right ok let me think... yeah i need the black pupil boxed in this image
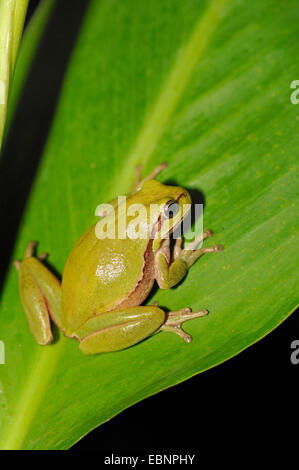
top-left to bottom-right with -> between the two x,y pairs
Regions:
165,203 -> 179,218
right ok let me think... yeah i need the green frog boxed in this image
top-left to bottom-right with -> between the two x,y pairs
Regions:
14,163 -> 222,354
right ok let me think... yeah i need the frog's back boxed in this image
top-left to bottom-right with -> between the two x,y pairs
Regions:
61,224 -> 152,333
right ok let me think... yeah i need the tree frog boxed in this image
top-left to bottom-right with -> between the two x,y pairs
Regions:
14,163 -> 222,354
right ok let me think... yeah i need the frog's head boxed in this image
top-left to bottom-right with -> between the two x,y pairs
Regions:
128,179 -> 191,248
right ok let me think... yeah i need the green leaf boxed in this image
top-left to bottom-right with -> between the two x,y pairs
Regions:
0,0 -> 29,148
0,0 -> 298,449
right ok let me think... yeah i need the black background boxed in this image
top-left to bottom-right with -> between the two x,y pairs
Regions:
73,310 -> 298,452
2,0 -> 297,455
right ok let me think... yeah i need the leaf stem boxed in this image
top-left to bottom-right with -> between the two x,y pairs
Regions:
0,0 -> 29,149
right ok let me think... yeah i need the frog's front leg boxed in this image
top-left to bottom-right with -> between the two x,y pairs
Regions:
14,242 -> 63,345
155,229 -> 223,290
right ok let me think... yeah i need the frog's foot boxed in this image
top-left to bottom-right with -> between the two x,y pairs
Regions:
160,307 -> 208,343
176,229 -> 223,268
24,240 -> 37,258
131,162 -> 168,192
13,241 -> 48,267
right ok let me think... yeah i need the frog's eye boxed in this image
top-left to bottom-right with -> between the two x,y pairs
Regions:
164,202 -> 180,219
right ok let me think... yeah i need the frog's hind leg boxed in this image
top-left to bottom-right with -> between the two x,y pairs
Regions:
75,306 -> 165,354
75,303 -> 208,355
14,242 -> 62,345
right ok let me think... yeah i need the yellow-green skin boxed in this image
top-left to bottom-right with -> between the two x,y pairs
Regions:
15,173 -> 222,355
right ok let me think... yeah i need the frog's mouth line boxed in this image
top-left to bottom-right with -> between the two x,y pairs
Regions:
169,204 -> 191,235
150,214 -> 162,240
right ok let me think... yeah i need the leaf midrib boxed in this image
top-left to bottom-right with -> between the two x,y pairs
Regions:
112,0 -> 229,197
